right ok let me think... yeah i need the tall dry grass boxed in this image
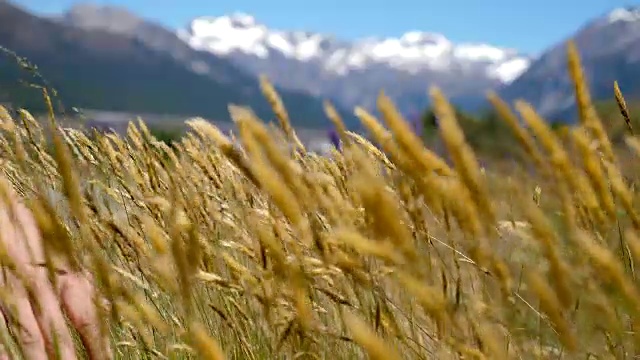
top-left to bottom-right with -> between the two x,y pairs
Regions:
1,41 -> 640,359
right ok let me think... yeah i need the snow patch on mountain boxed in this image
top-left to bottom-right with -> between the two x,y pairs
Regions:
178,13 -> 531,83
490,58 -> 531,83
607,7 -> 640,23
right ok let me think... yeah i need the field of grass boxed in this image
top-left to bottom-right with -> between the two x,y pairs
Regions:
2,41 -> 640,359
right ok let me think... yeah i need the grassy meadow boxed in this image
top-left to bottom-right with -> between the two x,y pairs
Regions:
2,41 -> 640,359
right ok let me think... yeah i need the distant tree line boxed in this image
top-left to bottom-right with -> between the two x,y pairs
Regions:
413,99 -> 639,162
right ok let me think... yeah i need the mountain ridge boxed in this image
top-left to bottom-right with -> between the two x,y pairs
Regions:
175,6 -> 640,121
9,1 -> 640,124
176,12 -> 532,113
498,6 -> 640,121
179,12 -> 531,83
0,1 -> 358,129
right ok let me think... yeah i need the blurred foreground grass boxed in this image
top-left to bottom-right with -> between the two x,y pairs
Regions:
1,41 -> 640,359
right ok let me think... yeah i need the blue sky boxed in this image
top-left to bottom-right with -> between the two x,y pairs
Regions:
16,0 -> 640,54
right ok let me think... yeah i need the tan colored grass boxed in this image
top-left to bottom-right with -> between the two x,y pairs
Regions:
2,41 -> 640,359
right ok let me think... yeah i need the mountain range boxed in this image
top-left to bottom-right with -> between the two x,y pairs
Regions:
1,1 -> 640,128
0,1 -> 358,129
176,7 -> 640,121
177,12 -> 531,115
500,7 -> 640,120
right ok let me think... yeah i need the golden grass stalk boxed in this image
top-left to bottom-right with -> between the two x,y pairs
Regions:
515,101 -> 606,226
0,105 -> 14,132
342,310 -> 402,360
259,75 -> 306,154
486,91 -> 546,170
567,41 -> 615,162
228,105 -> 313,248
527,271 -> 577,352
571,127 -> 617,222
187,322 -> 227,360
576,229 -> 640,311
375,93 -> 453,176
354,107 -> 411,171
430,86 -> 496,227
614,81 -> 633,135
324,100 -> 350,146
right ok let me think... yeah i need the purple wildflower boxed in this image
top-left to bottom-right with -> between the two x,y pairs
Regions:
328,128 -> 341,151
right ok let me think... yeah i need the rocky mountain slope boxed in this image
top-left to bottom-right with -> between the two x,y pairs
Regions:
177,13 -> 532,113
179,8 -> 640,122
499,6 -> 640,121
0,2 -> 354,128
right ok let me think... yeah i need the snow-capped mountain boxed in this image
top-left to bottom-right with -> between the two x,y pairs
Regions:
47,3 -> 363,129
177,13 -> 532,112
500,6 -> 640,121
34,2 -> 640,124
